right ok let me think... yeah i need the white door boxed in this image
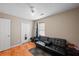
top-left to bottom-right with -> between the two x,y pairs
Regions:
21,23 -> 32,43
0,18 -> 10,51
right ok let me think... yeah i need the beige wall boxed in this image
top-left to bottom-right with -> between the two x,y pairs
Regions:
0,12 -> 33,47
11,17 -> 21,46
35,8 -> 79,46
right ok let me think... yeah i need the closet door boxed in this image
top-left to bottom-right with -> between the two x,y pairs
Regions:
0,18 -> 11,51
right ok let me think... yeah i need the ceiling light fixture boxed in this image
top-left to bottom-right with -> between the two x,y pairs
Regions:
30,6 -> 35,13
28,4 -> 36,16
41,13 -> 44,16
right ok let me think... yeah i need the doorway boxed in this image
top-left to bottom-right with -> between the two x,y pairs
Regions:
0,18 -> 11,51
21,23 -> 32,43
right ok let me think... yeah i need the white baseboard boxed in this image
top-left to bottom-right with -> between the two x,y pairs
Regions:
0,41 -> 31,52
11,40 -> 31,48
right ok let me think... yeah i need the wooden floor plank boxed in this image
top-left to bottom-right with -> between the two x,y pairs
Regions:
0,42 -> 36,56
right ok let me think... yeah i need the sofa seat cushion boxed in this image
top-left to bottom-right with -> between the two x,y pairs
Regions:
48,45 -> 66,55
44,41 -> 52,46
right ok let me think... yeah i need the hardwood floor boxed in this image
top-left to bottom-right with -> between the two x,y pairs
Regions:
0,42 -> 36,56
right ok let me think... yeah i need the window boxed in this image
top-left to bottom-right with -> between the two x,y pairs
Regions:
38,22 -> 45,36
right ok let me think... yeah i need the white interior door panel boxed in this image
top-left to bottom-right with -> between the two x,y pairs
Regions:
0,18 -> 10,51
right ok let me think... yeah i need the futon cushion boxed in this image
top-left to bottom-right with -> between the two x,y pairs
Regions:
44,41 -> 52,46
50,38 -> 66,47
40,36 -> 48,42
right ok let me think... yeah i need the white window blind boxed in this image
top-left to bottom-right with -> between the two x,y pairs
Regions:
38,22 -> 45,36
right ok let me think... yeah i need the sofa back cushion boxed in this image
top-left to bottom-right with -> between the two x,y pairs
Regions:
48,38 -> 66,47
40,36 -> 67,48
40,36 -> 48,42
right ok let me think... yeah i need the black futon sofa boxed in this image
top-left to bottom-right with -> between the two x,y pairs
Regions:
34,36 -> 67,56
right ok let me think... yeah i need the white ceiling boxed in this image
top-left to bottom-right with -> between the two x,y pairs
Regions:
0,3 -> 79,20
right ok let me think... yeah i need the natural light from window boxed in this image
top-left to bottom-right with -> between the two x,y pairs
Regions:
38,22 -> 45,36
